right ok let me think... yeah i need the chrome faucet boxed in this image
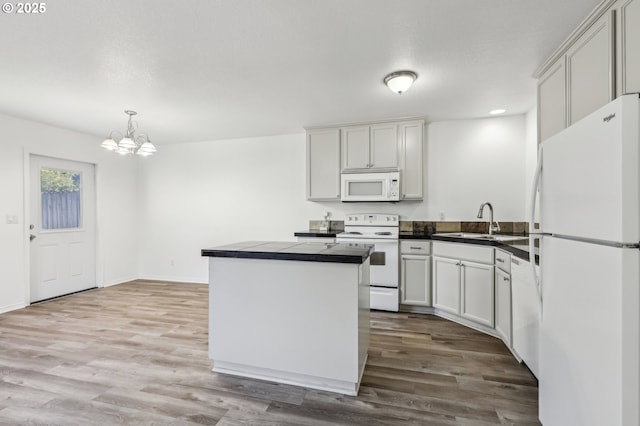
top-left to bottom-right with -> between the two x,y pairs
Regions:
477,202 -> 501,235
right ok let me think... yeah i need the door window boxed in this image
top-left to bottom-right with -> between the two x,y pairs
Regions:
40,168 -> 82,230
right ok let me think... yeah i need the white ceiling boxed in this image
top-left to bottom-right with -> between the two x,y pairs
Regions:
0,0 -> 601,145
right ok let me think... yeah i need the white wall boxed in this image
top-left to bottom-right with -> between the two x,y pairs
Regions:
0,113 -> 139,313
136,134 -> 315,283
138,114 -> 529,284
0,112 -> 534,308
423,115 -> 527,221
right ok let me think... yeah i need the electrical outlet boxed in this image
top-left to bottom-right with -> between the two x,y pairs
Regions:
6,215 -> 18,225
439,212 -> 445,221
170,260 -> 175,267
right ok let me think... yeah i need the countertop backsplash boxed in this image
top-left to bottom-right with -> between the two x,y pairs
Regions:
308,219 -> 530,236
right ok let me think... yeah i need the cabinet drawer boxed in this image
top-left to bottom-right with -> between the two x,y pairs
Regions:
495,249 -> 511,274
400,240 -> 431,255
432,241 -> 494,264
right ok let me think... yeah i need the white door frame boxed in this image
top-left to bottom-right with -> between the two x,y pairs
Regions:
23,149 -> 102,305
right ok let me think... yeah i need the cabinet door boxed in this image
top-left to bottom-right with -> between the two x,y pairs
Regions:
341,126 -> 370,170
566,10 -> 614,125
306,129 -> 340,200
370,123 -> 398,169
400,254 -> 431,306
617,0 -> 640,95
432,256 -> 460,314
538,57 -> 567,143
460,261 -> 494,327
399,121 -> 424,200
495,268 -> 512,346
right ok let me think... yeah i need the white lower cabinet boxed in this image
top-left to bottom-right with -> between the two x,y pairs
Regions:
400,255 -> 431,306
432,256 -> 460,314
495,267 -> 512,346
432,242 -> 495,329
460,261 -> 494,327
400,240 -> 431,306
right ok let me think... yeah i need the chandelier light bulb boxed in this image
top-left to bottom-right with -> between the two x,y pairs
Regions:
118,137 -> 136,150
100,138 -> 118,151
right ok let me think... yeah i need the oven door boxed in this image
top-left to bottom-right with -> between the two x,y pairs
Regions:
336,239 -> 398,287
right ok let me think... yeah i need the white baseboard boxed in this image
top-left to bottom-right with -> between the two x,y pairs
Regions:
212,360 -> 360,396
0,302 -> 26,314
136,275 -> 207,285
101,275 -> 140,287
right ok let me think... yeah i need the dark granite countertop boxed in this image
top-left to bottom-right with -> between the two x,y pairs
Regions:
201,241 -> 373,264
399,230 -> 434,239
400,232 -> 539,264
294,230 -> 340,238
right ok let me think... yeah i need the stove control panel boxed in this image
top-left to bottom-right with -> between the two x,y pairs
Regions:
345,214 -> 399,227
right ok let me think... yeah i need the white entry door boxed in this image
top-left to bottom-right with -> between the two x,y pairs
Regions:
29,155 -> 96,302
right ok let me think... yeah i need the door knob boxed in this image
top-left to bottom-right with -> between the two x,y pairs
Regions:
30,234 -> 36,241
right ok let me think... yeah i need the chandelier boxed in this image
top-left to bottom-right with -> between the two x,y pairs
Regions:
100,110 -> 157,156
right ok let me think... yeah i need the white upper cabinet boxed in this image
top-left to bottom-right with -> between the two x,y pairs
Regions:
341,126 -> 370,170
566,10 -> 614,125
538,58 -> 567,142
306,128 -> 341,201
341,123 -> 398,171
370,123 -> 399,169
399,121 -> 424,200
307,119 -> 423,201
616,0 -> 640,95
536,0 -> 635,141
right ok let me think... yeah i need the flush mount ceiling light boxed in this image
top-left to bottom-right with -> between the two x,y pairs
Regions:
100,110 -> 157,157
489,109 -> 507,115
384,70 -> 418,94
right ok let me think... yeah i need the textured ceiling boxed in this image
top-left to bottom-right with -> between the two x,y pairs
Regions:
0,0 -> 602,144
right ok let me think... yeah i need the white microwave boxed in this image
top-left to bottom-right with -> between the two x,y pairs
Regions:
340,171 -> 400,202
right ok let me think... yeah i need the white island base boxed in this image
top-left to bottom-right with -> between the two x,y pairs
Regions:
208,255 -> 370,396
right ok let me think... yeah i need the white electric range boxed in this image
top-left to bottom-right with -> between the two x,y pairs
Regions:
336,213 -> 399,311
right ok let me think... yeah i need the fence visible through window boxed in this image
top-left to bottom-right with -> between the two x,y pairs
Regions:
40,168 -> 81,230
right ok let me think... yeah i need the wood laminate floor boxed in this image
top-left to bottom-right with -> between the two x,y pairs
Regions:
0,281 -> 539,425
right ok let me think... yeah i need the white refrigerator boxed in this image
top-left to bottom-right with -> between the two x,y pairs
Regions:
530,94 -> 640,426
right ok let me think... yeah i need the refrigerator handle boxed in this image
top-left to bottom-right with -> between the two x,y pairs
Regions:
529,144 -> 543,307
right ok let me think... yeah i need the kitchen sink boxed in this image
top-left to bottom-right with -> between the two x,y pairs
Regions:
434,232 -> 527,242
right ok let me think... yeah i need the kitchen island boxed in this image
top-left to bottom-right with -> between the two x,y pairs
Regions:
201,241 -> 372,396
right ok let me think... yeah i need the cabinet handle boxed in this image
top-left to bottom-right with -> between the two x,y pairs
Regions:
496,258 -> 504,263
503,277 -> 510,282
512,258 -> 520,265
410,246 -> 422,250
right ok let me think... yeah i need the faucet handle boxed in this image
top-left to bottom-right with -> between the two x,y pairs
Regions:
492,220 -> 501,233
